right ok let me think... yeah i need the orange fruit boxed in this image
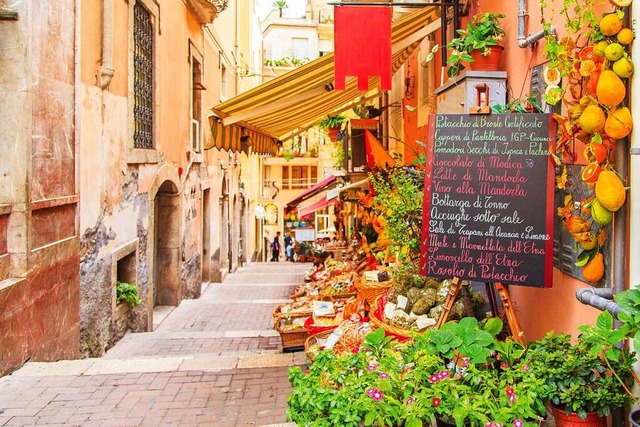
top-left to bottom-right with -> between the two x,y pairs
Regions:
600,13 -> 623,37
581,163 -> 602,183
604,107 -> 633,139
617,28 -> 634,45
596,70 -> 626,107
595,170 -> 626,211
582,253 -> 605,283
583,143 -> 608,163
579,234 -> 598,250
578,105 -> 606,134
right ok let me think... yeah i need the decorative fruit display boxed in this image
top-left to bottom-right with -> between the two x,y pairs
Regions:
542,0 -> 632,285
590,199 -> 614,226
578,104 -> 606,133
582,252 -> 606,283
596,70 -> 626,107
604,107 -> 633,139
595,170 -> 627,212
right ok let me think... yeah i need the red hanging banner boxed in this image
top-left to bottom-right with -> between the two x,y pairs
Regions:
334,6 -> 392,91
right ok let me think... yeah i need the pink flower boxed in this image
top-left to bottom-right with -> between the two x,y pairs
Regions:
505,386 -> 515,397
501,362 -> 509,369
509,393 -> 517,404
521,364 -> 530,372
438,370 -> 450,379
513,420 -> 524,427
429,374 -> 440,383
366,387 -> 376,397
405,397 -> 415,406
432,397 -> 441,407
371,389 -> 383,401
352,346 -> 360,354
367,363 -> 377,371
378,372 -> 390,379
461,357 -> 470,367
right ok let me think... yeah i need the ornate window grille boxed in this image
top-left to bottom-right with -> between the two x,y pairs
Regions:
133,2 -> 154,149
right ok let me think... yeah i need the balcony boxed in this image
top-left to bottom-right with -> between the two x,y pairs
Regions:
185,0 -> 228,24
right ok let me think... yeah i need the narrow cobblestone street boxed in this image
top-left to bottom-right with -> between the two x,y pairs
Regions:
0,263 -> 307,427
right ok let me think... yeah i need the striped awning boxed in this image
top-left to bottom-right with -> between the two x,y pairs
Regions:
205,120 -> 278,155
210,6 -> 440,144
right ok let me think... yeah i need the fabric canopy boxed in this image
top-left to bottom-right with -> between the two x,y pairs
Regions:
298,195 -> 339,218
365,130 -> 395,169
205,120 -> 278,154
210,7 -> 440,142
286,175 -> 338,209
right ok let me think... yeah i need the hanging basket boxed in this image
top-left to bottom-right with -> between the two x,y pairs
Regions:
469,45 -> 504,72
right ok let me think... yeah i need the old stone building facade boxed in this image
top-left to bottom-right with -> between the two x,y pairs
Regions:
0,0 -> 273,375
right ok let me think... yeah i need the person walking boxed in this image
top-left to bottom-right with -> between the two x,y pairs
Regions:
271,231 -> 282,262
284,232 -> 294,261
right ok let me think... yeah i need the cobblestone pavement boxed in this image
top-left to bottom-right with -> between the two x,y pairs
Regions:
0,263 -> 308,427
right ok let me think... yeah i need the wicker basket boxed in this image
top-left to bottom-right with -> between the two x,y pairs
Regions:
273,305 -> 312,350
369,295 -> 416,341
273,304 -> 312,319
304,329 -> 333,361
274,315 -> 310,350
355,278 -> 393,306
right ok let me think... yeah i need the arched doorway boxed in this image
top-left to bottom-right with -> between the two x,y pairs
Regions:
154,180 -> 181,306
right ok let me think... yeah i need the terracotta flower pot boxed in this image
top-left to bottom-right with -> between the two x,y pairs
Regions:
350,118 -> 379,130
327,126 -> 341,142
469,45 -> 504,72
550,404 -> 605,427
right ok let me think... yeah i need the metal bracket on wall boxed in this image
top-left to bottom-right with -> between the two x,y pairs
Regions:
0,10 -> 18,20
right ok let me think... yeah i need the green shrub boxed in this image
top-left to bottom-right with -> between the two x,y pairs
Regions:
116,281 -> 141,307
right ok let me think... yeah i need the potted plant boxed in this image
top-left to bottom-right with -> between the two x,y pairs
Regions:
527,323 -> 635,426
297,241 -> 313,262
491,95 -> 545,114
318,114 -> 347,142
351,103 -> 380,131
446,12 -> 506,78
288,319 -> 548,427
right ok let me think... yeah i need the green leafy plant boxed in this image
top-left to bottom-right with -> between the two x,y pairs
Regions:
296,241 -> 313,256
330,141 -> 344,168
527,328 -> 634,419
318,114 -> 347,129
288,319 -> 547,427
491,95 -> 545,114
615,288 -> 640,349
446,12 -> 506,78
116,281 -> 141,307
369,166 -> 424,257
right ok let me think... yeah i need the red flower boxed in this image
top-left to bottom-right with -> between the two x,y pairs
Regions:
432,397 -> 441,407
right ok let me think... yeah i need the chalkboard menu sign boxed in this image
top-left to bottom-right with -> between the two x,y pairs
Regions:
420,114 -> 555,287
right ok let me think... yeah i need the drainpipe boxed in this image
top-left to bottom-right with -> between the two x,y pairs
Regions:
575,287 -> 623,318
517,0 -> 556,48
98,0 -> 115,89
628,0 -> 640,301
